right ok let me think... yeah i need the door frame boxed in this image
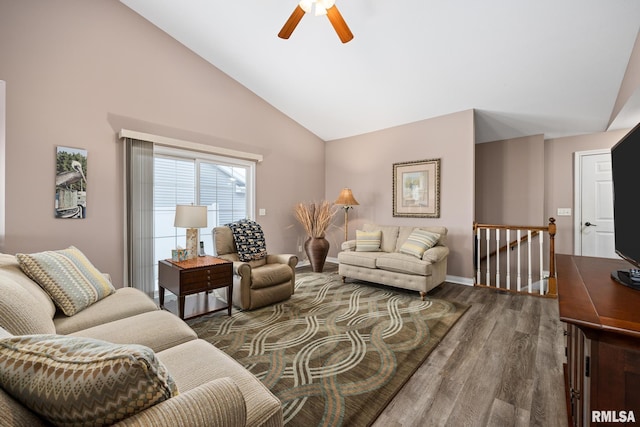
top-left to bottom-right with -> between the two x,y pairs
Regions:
573,148 -> 611,255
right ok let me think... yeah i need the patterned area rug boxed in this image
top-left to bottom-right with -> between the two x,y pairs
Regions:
187,272 -> 468,427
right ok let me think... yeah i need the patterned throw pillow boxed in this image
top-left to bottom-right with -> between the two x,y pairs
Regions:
226,219 -> 268,262
16,246 -> 115,316
355,230 -> 382,252
399,229 -> 441,259
0,335 -> 178,427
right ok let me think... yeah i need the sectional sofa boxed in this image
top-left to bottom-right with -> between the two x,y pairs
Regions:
0,248 -> 282,426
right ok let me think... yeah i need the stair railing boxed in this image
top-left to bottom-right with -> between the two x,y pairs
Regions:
473,218 -> 557,297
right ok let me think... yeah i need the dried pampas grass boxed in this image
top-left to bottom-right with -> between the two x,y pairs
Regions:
294,200 -> 337,238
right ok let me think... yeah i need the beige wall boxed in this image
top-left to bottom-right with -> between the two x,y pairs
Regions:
0,1 -> 325,286
475,134 -> 545,226
544,129 -> 630,255
610,30 -> 640,126
325,110 -> 476,281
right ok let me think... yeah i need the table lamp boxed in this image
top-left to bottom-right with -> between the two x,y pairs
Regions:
174,204 -> 208,260
334,188 -> 359,241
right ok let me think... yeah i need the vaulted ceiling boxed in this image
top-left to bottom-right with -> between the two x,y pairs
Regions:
120,0 -> 640,143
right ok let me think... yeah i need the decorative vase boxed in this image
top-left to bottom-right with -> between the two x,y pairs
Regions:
304,237 -> 330,273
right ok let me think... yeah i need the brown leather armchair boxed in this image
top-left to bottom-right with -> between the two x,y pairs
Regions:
213,225 -> 298,310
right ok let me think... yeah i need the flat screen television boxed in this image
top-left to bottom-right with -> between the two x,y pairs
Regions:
611,121 -> 640,289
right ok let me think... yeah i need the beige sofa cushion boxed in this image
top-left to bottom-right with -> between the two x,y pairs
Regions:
214,225 -> 237,255
0,335 -> 178,427
158,339 -> 283,427
70,310 -> 197,353
362,224 -> 399,253
251,263 -> 293,289
0,387 -> 47,427
337,251 -> 380,269
0,254 -> 56,318
0,277 -> 56,335
376,252 -> 433,276
54,287 -> 158,335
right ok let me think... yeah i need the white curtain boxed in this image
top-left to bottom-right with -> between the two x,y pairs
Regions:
125,138 -> 154,297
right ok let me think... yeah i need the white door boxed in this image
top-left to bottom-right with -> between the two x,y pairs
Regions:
579,152 -> 616,258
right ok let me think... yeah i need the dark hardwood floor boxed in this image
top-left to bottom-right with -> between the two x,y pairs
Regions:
300,263 -> 568,427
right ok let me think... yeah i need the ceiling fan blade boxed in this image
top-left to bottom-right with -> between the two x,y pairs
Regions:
278,5 -> 306,39
326,5 -> 353,43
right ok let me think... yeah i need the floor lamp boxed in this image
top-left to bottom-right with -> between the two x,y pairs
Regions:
334,188 -> 359,241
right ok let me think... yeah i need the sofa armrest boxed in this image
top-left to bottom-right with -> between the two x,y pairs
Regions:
114,377 -> 246,427
341,240 -> 357,251
214,254 -> 251,279
234,261 -> 252,278
422,246 -> 449,263
267,253 -> 298,269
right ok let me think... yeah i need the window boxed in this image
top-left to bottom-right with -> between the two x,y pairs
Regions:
152,146 -> 254,290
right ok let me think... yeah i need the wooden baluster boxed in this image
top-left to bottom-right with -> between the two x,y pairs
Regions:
517,229 -> 522,291
527,230 -> 532,293
486,228 -> 491,286
506,229 -> 511,290
476,225 -> 481,284
495,229 -> 500,288
539,231 -> 544,295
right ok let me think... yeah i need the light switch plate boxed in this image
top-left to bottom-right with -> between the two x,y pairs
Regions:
259,208 -> 266,216
557,208 -> 572,216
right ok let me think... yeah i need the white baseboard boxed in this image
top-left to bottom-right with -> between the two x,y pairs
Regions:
446,275 -> 474,286
295,258 -> 339,269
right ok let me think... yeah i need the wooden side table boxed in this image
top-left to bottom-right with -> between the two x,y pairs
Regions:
158,256 -> 233,320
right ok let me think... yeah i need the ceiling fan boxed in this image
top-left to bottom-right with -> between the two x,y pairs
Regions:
278,0 -> 354,43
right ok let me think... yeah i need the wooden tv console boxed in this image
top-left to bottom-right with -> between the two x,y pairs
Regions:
557,255 -> 640,426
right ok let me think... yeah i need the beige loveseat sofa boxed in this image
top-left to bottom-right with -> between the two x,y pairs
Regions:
338,224 -> 449,299
0,251 -> 282,427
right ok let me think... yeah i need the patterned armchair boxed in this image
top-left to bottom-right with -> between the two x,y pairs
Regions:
213,220 -> 298,310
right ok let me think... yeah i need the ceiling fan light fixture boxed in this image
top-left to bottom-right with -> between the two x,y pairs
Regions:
298,0 -> 312,13
314,0 -> 335,16
298,0 -> 335,16
320,0 -> 336,8
281,0 -> 352,43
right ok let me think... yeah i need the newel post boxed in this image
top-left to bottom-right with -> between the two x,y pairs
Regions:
548,217 -> 557,297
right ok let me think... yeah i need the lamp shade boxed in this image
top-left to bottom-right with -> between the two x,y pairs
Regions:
334,188 -> 359,206
174,205 -> 208,228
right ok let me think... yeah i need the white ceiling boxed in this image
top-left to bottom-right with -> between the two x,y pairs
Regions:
120,0 -> 640,143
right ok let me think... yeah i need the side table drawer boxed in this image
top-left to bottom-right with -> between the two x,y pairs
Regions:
180,266 -> 232,293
